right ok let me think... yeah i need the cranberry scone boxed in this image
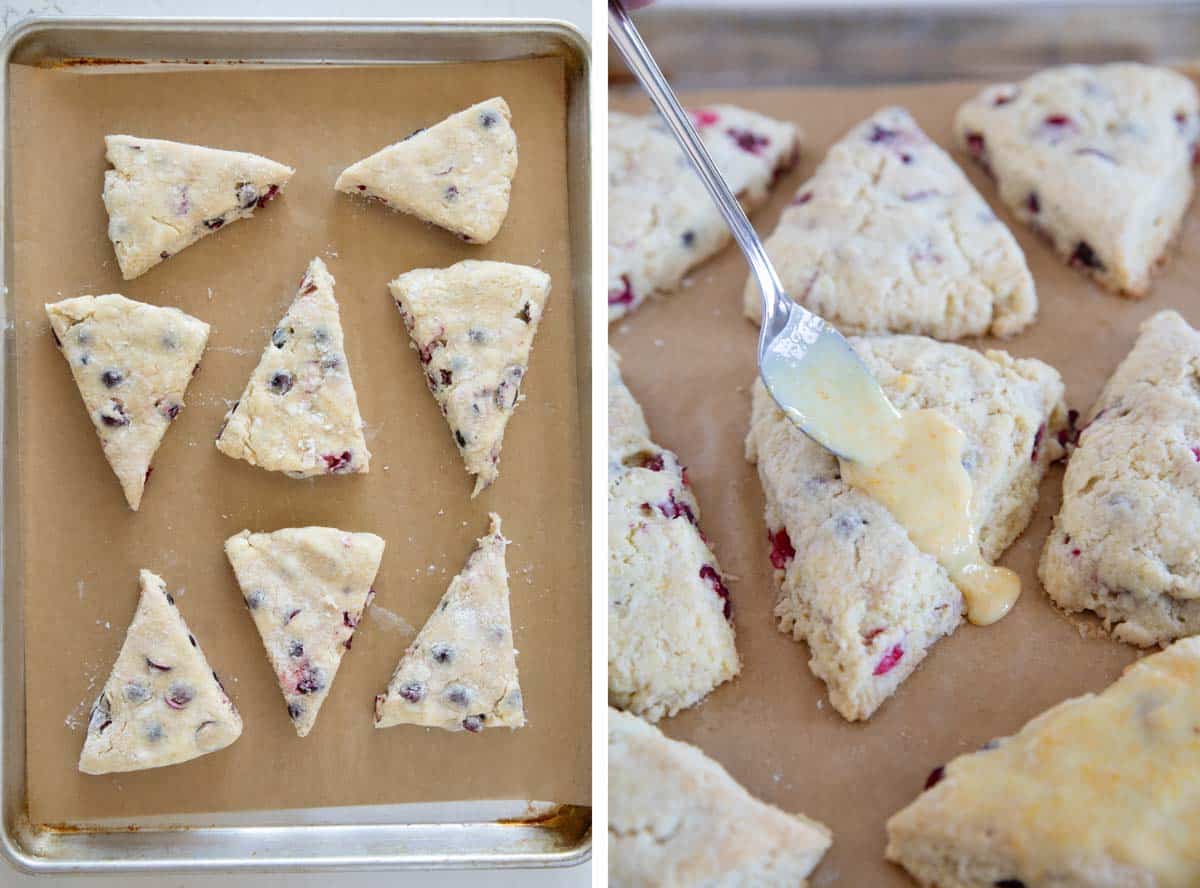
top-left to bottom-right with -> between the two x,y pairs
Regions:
609,708 -> 832,887
79,570 -> 242,775
335,97 -> 517,244
388,260 -> 551,497
46,294 -> 209,511
216,257 -> 370,477
746,336 -> 1067,721
956,63 -> 1200,297
225,527 -> 385,737
609,105 -> 799,321
103,135 -> 293,280
743,107 -> 1036,339
375,513 -> 523,733
1040,311 -> 1200,646
887,637 -> 1200,887
609,349 -> 739,722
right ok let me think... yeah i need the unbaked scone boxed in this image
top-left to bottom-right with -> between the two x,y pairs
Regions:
609,105 -> 799,321
746,336 -> 1067,721
79,570 -> 242,775
46,294 -> 210,511
375,513 -> 523,733
225,527 -> 385,737
609,708 -> 832,887
335,97 -> 517,244
216,257 -> 370,477
955,63 -> 1200,296
103,135 -> 294,280
388,260 -> 551,497
609,349 -> 739,722
1040,310 -> 1200,646
743,106 -> 1036,339
887,636 -> 1200,888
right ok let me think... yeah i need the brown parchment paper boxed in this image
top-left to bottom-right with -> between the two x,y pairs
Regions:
611,79 -> 1200,886
10,57 -> 589,825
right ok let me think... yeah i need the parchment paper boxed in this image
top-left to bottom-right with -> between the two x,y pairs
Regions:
10,57 -> 589,825
611,79 -> 1200,886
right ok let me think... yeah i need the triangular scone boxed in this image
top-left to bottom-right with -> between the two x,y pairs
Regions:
103,135 -> 294,280
887,638 -> 1200,887
388,260 -> 551,497
956,63 -> 1200,296
79,570 -> 242,775
46,294 -> 210,511
335,97 -> 517,244
610,106 -> 800,321
746,336 -> 1067,721
225,527 -> 385,737
609,709 -> 832,886
216,257 -> 371,477
375,513 -> 523,733
609,350 -> 739,722
1041,311 -> 1200,646
743,107 -> 1036,339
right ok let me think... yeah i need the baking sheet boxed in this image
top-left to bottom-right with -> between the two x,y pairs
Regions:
610,79 -> 1200,886
10,56 -> 589,826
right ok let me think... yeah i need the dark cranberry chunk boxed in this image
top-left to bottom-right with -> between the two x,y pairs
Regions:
700,564 -> 731,620
146,657 -> 171,672
236,182 -> 258,208
479,111 -> 497,128
295,667 -> 323,695
768,527 -> 796,569
101,369 -> 124,388
287,701 -> 304,720
431,643 -> 454,664
792,190 -> 814,206
1031,423 -> 1045,462
256,184 -> 280,208
272,327 -> 289,348
455,430 -> 467,448
516,302 -> 534,323
726,128 -> 769,155
924,765 -> 945,790
245,590 -> 264,609
165,683 -> 195,709
444,185 -> 459,201
89,694 -> 112,732
398,681 -> 426,703
439,368 -> 453,386
495,365 -> 525,410
1070,241 -> 1104,271
203,217 -> 225,230
288,639 -> 304,658
99,400 -> 130,427
124,681 -> 150,703
157,399 -> 182,421
1025,192 -> 1040,214
681,230 -> 695,247
965,132 -> 985,158
994,881 -> 1026,888
462,715 -> 485,733
159,251 -> 170,260
444,683 -> 472,708
269,371 -> 293,395
323,451 -> 353,473
609,275 -> 635,307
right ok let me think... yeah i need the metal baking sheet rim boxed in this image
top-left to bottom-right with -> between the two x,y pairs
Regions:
0,16 -> 591,873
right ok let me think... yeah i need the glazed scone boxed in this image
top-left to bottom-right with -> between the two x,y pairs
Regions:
887,637 -> 1200,887
335,97 -> 517,244
388,260 -> 551,497
225,527 -> 385,737
79,570 -> 242,775
103,135 -> 294,280
609,349 -> 739,722
609,105 -> 799,321
609,708 -> 832,887
216,257 -> 370,477
743,107 -> 1036,339
46,294 -> 209,511
375,513 -> 523,733
1040,311 -> 1200,646
956,63 -> 1200,296
746,336 -> 1067,721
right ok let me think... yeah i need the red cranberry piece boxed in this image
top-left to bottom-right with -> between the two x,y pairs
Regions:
768,527 -> 795,569
144,465 -> 153,483
1072,548 -> 1081,557
700,564 -> 732,620
636,452 -> 665,471
608,275 -> 634,307
924,765 -> 945,789
868,124 -> 899,144
398,681 -> 425,703
462,715 -> 485,733
418,337 -> 446,364
357,184 -> 367,191
726,127 -> 769,155
145,657 -> 171,672
1192,447 -> 1200,462
791,190 -> 814,206
873,644 -> 904,676
343,610 -> 358,629
285,608 -> 302,623
323,451 -> 353,473
165,683 -> 195,709
1044,114 -> 1072,127
156,399 -> 181,421
1025,192 -> 1040,214
268,371 -> 293,395
295,667 -> 323,695
1069,241 -> 1104,271
863,627 -> 885,644
690,109 -> 719,127
992,88 -> 1018,106
256,184 -> 280,208
965,132 -> 986,158
654,490 -> 696,524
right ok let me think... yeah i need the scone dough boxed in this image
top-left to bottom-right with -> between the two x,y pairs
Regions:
46,293 -> 210,511
609,349 -> 739,723
955,63 -> 1200,296
103,135 -> 294,280
375,513 -> 524,733
225,527 -> 385,737
79,570 -> 243,775
335,97 -> 517,244
388,260 -> 551,497
746,336 -> 1067,721
216,257 -> 371,477
744,106 -> 1036,339
609,105 -> 800,321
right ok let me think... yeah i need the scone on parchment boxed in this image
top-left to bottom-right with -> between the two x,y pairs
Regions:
216,257 -> 371,478
744,107 -> 1036,339
609,708 -> 832,887
335,97 -> 517,244
887,637 -> 1200,887
103,135 -> 294,280
609,106 -> 799,321
375,514 -> 523,733
225,527 -> 385,738
388,260 -> 551,498
956,63 -> 1200,297
79,570 -> 242,775
609,349 -> 739,723
1040,311 -> 1200,646
746,336 -> 1067,721
46,294 -> 210,511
